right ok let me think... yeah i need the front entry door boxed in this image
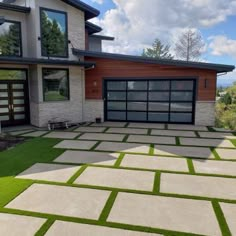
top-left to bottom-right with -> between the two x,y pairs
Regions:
0,81 -> 29,126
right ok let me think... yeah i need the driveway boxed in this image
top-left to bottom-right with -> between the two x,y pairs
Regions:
1,122 -> 236,236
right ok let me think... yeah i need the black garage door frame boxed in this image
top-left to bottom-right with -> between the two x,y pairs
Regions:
103,77 -> 197,124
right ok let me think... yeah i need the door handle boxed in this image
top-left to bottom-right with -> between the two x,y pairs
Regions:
11,104 -> 14,110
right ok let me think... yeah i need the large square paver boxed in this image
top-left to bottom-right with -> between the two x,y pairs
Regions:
75,166 -> 155,191
46,221 -> 160,236
21,131 -> 48,137
43,132 -> 79,139
168,124 -> 208,131
6,184 -> 111,220
54,140 -> 97,150
198,132 -> 236,139
96,142 -> 150,154
128,123 -> 165,129
91,122 -> 127,127
74,127 -> 106,133
10,130 -> 34,136
180,137 -> 235,148
220,203 -> 236,236
107,128 -> 148,135
215,148 -> 236,160
151,129 -> 196,137
160,173 -> 236,200
193,159 -> 236,176
107,192 -> 221,236
127,135 -> 175,145
79,133 -> 125,141
154,145 -> 214,159
121,154 -> 188,172
54,150 -> 119,166
16,163 -> 80,182
0,213 -> 46,236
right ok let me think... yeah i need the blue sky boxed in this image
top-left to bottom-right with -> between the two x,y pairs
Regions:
83,0 -> 236,86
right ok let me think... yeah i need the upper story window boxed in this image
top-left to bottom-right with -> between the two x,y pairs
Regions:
40,8 -> 68,58
0,20 -> 22,57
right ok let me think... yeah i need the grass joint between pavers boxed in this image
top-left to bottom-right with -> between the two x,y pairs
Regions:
35,218 -> 55,236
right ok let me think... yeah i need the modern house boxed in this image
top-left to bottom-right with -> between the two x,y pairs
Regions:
0,0 -> 234,127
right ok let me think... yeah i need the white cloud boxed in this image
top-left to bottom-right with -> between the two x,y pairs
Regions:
91,0 -> 104,4
217,70 -> 236,86
90,0 -> 236,55
209,35 -> 236,58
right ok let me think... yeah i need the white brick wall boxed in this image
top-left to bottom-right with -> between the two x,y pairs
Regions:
83,100 -> 104,122
195,101 -> 216,126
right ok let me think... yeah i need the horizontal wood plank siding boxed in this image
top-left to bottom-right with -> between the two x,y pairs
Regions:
85,57 -> 217,101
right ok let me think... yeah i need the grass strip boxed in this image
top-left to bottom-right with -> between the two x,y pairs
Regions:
187,159 -> 195,174
153,171 -> 161,194
175,137 -> 181,146
212,200 -> 231,236
149,144 -> 154,155
99,191 -> 118,222
67,165 -> 87,184
211,148 -> 221,160
35,218 -> 55,236
90,141 -> 102,151
114,153 -> 125,167
122,134 -> 129,142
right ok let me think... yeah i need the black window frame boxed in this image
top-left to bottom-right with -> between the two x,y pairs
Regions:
40,7 -> 69,58
104,78 -> 197,124
42,68 -> 70,102
0,19 -> 22,57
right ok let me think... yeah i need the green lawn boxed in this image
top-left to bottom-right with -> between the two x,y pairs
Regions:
0,138 -> 64,207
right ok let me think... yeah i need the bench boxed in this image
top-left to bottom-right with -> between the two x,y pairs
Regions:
48,119 -> 69,131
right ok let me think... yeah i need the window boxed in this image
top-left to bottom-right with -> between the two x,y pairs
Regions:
43,69 -> 69,101
0,69 -> 26,80
40,8 -> 68,57
0,21 -> 22,57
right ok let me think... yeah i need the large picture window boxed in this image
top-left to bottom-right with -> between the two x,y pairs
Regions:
40,8 -> 68,58
43,69 -> 69,102
0,21 -> 22,57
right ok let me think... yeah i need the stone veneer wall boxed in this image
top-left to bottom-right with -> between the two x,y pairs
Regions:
195,101 -> 216,126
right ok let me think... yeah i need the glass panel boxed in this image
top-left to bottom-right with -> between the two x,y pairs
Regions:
0,70 -> 26,80
0,115 -> 9,121
127,112 -> 147,121
107,111 -> 126,120
170,113 -> 192,123
13,84 -> 24,89
171,92 -> 193,101
127,102 -> 147,111
149,81 -> 170,90
14,99 -> 24,105
149,102 -> 169,111
148,112 -> 169,122
0,84 -> 7,89
14,107 -> 25,112
13,91 -> 24,97
0,21 -> 21,56
171,103 -> 193,112
172,81 -> 194,90
107,81 -> 126,90
128,92 -> 147,101
128,81 -> 147,90
107,102 -> 126,111
0,92 -> 8,97
0,100 -> 8,105
41,8 -> 68,57
107,92 -> 126,101
14,114 -> 25,120
0,107 -> 9,113
149,92 -> 169,101
43,69 -> 69,101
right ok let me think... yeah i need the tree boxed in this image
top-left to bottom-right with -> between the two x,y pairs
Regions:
142,39 -> 173,59
174,29 -> 205,61
220,93 -> 232,105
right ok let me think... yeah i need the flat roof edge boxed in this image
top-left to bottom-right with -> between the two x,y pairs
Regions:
89,35 -> 115,41
0,3 -> 31,13
72,49 -> 235,73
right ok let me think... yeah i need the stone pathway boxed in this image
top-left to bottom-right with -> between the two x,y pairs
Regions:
4,123 -> 236,235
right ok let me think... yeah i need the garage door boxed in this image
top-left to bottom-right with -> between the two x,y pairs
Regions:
104,79 -> 196,124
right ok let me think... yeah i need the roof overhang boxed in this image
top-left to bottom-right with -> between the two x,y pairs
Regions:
60,0 -> 100,20
85,21 -> 102,35
89,35 -> 115,41
0,2 -> 31,13
73,49 -> 235,73
0,57 -> 96,68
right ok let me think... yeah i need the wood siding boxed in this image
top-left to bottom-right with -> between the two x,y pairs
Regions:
85,57 -> 217,101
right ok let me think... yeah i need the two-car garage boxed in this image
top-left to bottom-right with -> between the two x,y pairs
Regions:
104,79 -> 196,124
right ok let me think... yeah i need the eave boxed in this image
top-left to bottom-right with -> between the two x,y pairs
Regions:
0,2 -> 31,13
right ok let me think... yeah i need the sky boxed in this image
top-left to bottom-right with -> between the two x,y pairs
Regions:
82,0 -> 236,87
